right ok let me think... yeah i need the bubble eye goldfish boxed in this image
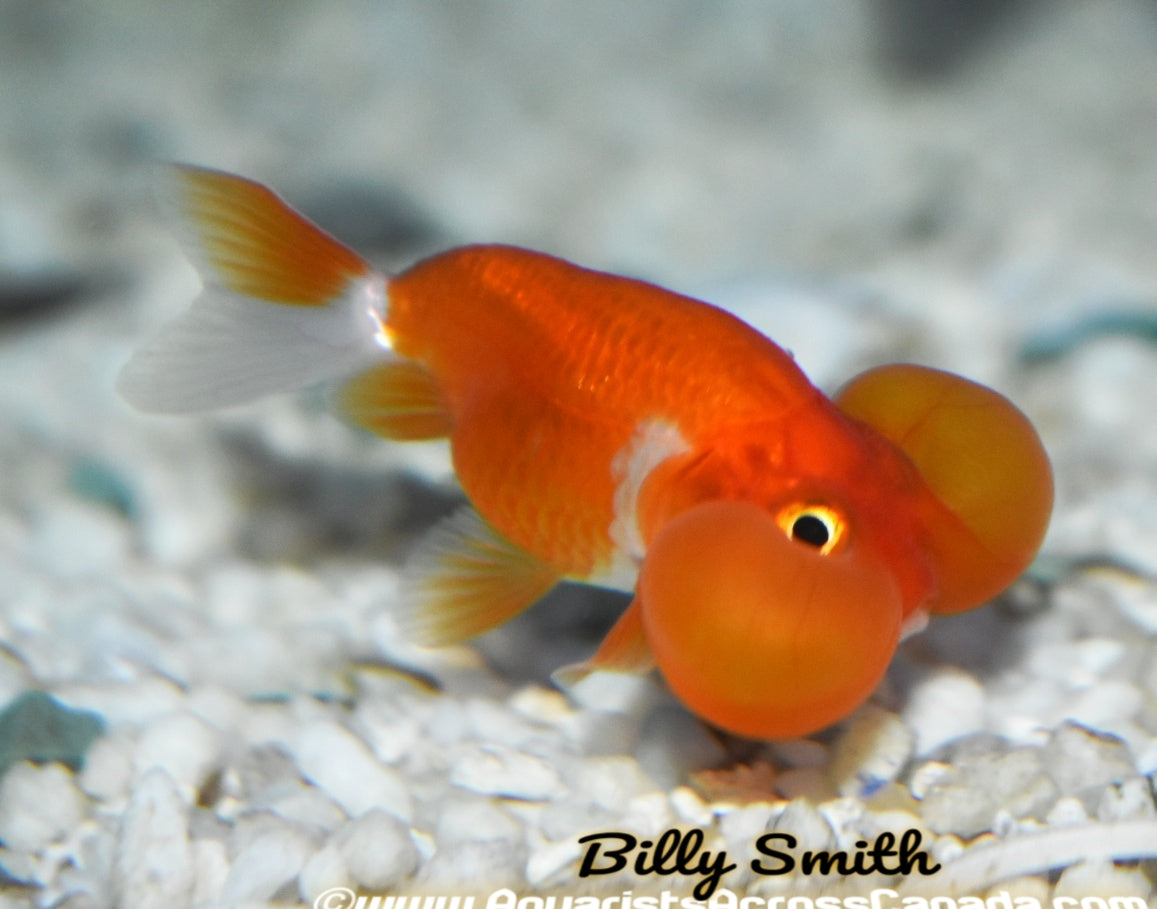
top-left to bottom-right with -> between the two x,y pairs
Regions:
119,166 -> 1053,739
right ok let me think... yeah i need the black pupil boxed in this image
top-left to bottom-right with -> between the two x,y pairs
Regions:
791,514 -> 830,547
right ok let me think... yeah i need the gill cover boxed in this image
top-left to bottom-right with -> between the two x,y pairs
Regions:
638,501 -> 902,739
835,364 -> 1053,613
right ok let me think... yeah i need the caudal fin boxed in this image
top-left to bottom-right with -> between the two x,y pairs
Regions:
118,165 -> 391,413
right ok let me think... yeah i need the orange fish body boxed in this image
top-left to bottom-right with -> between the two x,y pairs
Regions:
120,166 -> 1054,739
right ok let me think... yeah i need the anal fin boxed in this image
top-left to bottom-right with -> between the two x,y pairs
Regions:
400,507 -> 561,646
339,359 -> 452,441
552,598 -> 654,688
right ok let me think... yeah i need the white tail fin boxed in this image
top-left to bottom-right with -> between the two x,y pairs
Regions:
118,165 -> 392,413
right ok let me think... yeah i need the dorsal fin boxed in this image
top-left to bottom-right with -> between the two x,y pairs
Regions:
399,507 -> 561,646
339,359 -> 453,441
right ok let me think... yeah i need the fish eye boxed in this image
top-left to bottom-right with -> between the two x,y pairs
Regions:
777,504 -> 844,555
791,513 -> 831,547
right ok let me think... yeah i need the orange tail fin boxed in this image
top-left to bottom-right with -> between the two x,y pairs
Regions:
118,165 -> 390,413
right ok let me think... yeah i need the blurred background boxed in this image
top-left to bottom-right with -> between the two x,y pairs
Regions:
3,0 -> 1157,691
3,0 -> 1157,723
5,0 -> 1157,289
2,2 -> 1157,903
4,0 -> 1157,551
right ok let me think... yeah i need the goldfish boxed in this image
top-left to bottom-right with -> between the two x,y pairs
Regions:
119,165 -> 1053,739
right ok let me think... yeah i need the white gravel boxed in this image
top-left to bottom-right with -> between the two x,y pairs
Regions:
2,2 -> 1156,906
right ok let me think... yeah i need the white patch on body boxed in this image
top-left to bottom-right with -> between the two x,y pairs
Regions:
588,419 -> 690,591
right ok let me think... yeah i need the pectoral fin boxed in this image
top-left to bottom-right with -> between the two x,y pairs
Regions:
400,507 -> 561,646
552,598 -> 654,688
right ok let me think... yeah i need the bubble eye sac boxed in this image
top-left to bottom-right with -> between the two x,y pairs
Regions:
778,504 -> 844,554
835,363 -> 1053,613
639,501 -> 903,740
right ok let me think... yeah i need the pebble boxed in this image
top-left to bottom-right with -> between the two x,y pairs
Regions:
54,679 -> 185,729
290,720 -> 413,821
561,709 -> 637,757
449,743 -> 564,801
1042,722 -> 1137,797
818,797 -> 868,849
1134,736 -> 1157,776
1053,859 -> 1154,903
422,697 -> 473,746
635,706 -> 729,790
464,697 -> 547,748
1044,797 -> 1090,827
987,875 -> 1051,906
52,818 -> 117,903
990,750 -> 1056,817
907,758 -> 953,800
78,732 -> 134,802
132,711 -> 221,800
435,796 -> 524,846
901,667 -> 986,756
525,833 -> 583,888
534,801 -> 610,845
298,842 -> 348,904
0,762 -> 87,853
352,704 -> 422,765
1095,776 -> 1157,822
618,791 -> 675,837
30,500 -> 131,579
771,798 -> 836,853
0,690 -> 104,775
189,837 -> 230,906
217,821 -> 316,904
184,684 -> 251,734
263,780 -> 348,834
565,669 -> 655,716
919,784 -> 997,839
1111,579 -> 1157,633
573,754 -> 660,811
830,706 -> 914,797
419,838 -> 528,890
1065,679 -> 1144,728
914,744 -> 1063,836
112,768 -> 193,909
669,785 -> 715,827
1026,638 -> 1126,688
508,685 -> 574,725
719,802 -> 778,854
334,809 -> 420,891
